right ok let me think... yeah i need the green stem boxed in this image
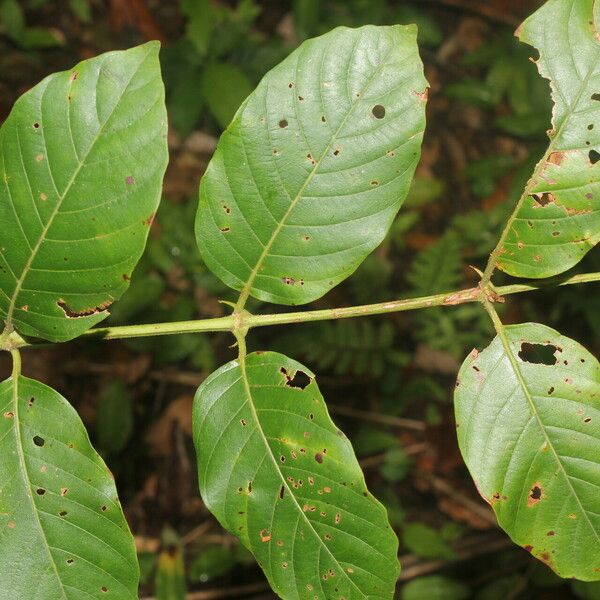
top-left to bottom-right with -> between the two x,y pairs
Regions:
11,348 -> 21,379
4,270 -> 600,349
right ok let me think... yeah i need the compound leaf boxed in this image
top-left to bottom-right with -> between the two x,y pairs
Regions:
0,42 -> 168,342
0,375 -> 138,598
496,0 -> 600,277
195,25 -> 427,305
193,351 -> 399,599
455,323 -> 600,580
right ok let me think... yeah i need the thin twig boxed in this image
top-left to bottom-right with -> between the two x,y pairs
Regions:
140,582 -> 271,600
398,533 -> 513,581
423,473 -> 498,527
407,0 -> 521,27
329,404 -> 426,431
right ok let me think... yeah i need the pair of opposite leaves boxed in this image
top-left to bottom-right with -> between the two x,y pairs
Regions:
0,0 -> 599,598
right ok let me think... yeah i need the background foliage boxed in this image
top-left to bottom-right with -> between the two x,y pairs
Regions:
1,0 -> 598,598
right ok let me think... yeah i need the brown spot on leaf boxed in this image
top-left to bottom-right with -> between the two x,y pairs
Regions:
527,483 -> 543,507
412,88 -> 429,102
259,528 -> 271,542
315,452 -> 324,464
57,298 -> 112,318
547,151 -> 565,165
372,105 -> 385,119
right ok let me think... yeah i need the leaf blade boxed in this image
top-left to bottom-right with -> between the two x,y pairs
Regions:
0,375 -> 139,598
195,25 -> 427,305
455,323 -> 600,580
193,352 -> 400,599
0,42 -> 168,342
497,0 -> 600,278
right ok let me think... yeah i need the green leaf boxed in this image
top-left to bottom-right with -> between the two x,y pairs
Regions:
497,0 -> 600,278
193,351 -> 400,599
202,63 -> 254,130
401,576 -> 469,600
402,522 -> 454,560
0,42 -> 168,343
181,0 -> 214,56
195,25 -> 427,306
455,322 -> 600,580
0,375 -> 138,598
96,379 -> 133,454
189,546 -> 236,582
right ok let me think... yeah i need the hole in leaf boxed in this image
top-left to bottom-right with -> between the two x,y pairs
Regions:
518,343 -> 557,366
530,192 -> 554,206
33,122 -> 40,129
527,484 -> 544,506
592,93 -> 600,101
280,366 -> 311,389
36,488 -> 46,495
372,104 -> 386,119
589,149 -> 600,164
588,124 -> 594,130
279,119 -> 288,128
33,436 -> 45,447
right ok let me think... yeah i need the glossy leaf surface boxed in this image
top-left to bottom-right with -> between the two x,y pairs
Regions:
0,375 -> 139,598
497,0 -> 600,277
455,323 -> 600,580
196,25 -> 427,305
193,351 -> 400,599
0,42 -> 168,342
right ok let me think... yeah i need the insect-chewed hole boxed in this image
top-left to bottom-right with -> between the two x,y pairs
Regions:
589,149 -> 600,164
279,119 -> 288,128
33,435 -> 45,447
518,342 -> 557,366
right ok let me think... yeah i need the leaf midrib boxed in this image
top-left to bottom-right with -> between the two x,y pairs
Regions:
237,355 -> 368,598
4,47 -> 151,328
491,6 -> 600,273
12,374 -> 68,599
494,327 -> 600,548
235,38 -> 395,309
